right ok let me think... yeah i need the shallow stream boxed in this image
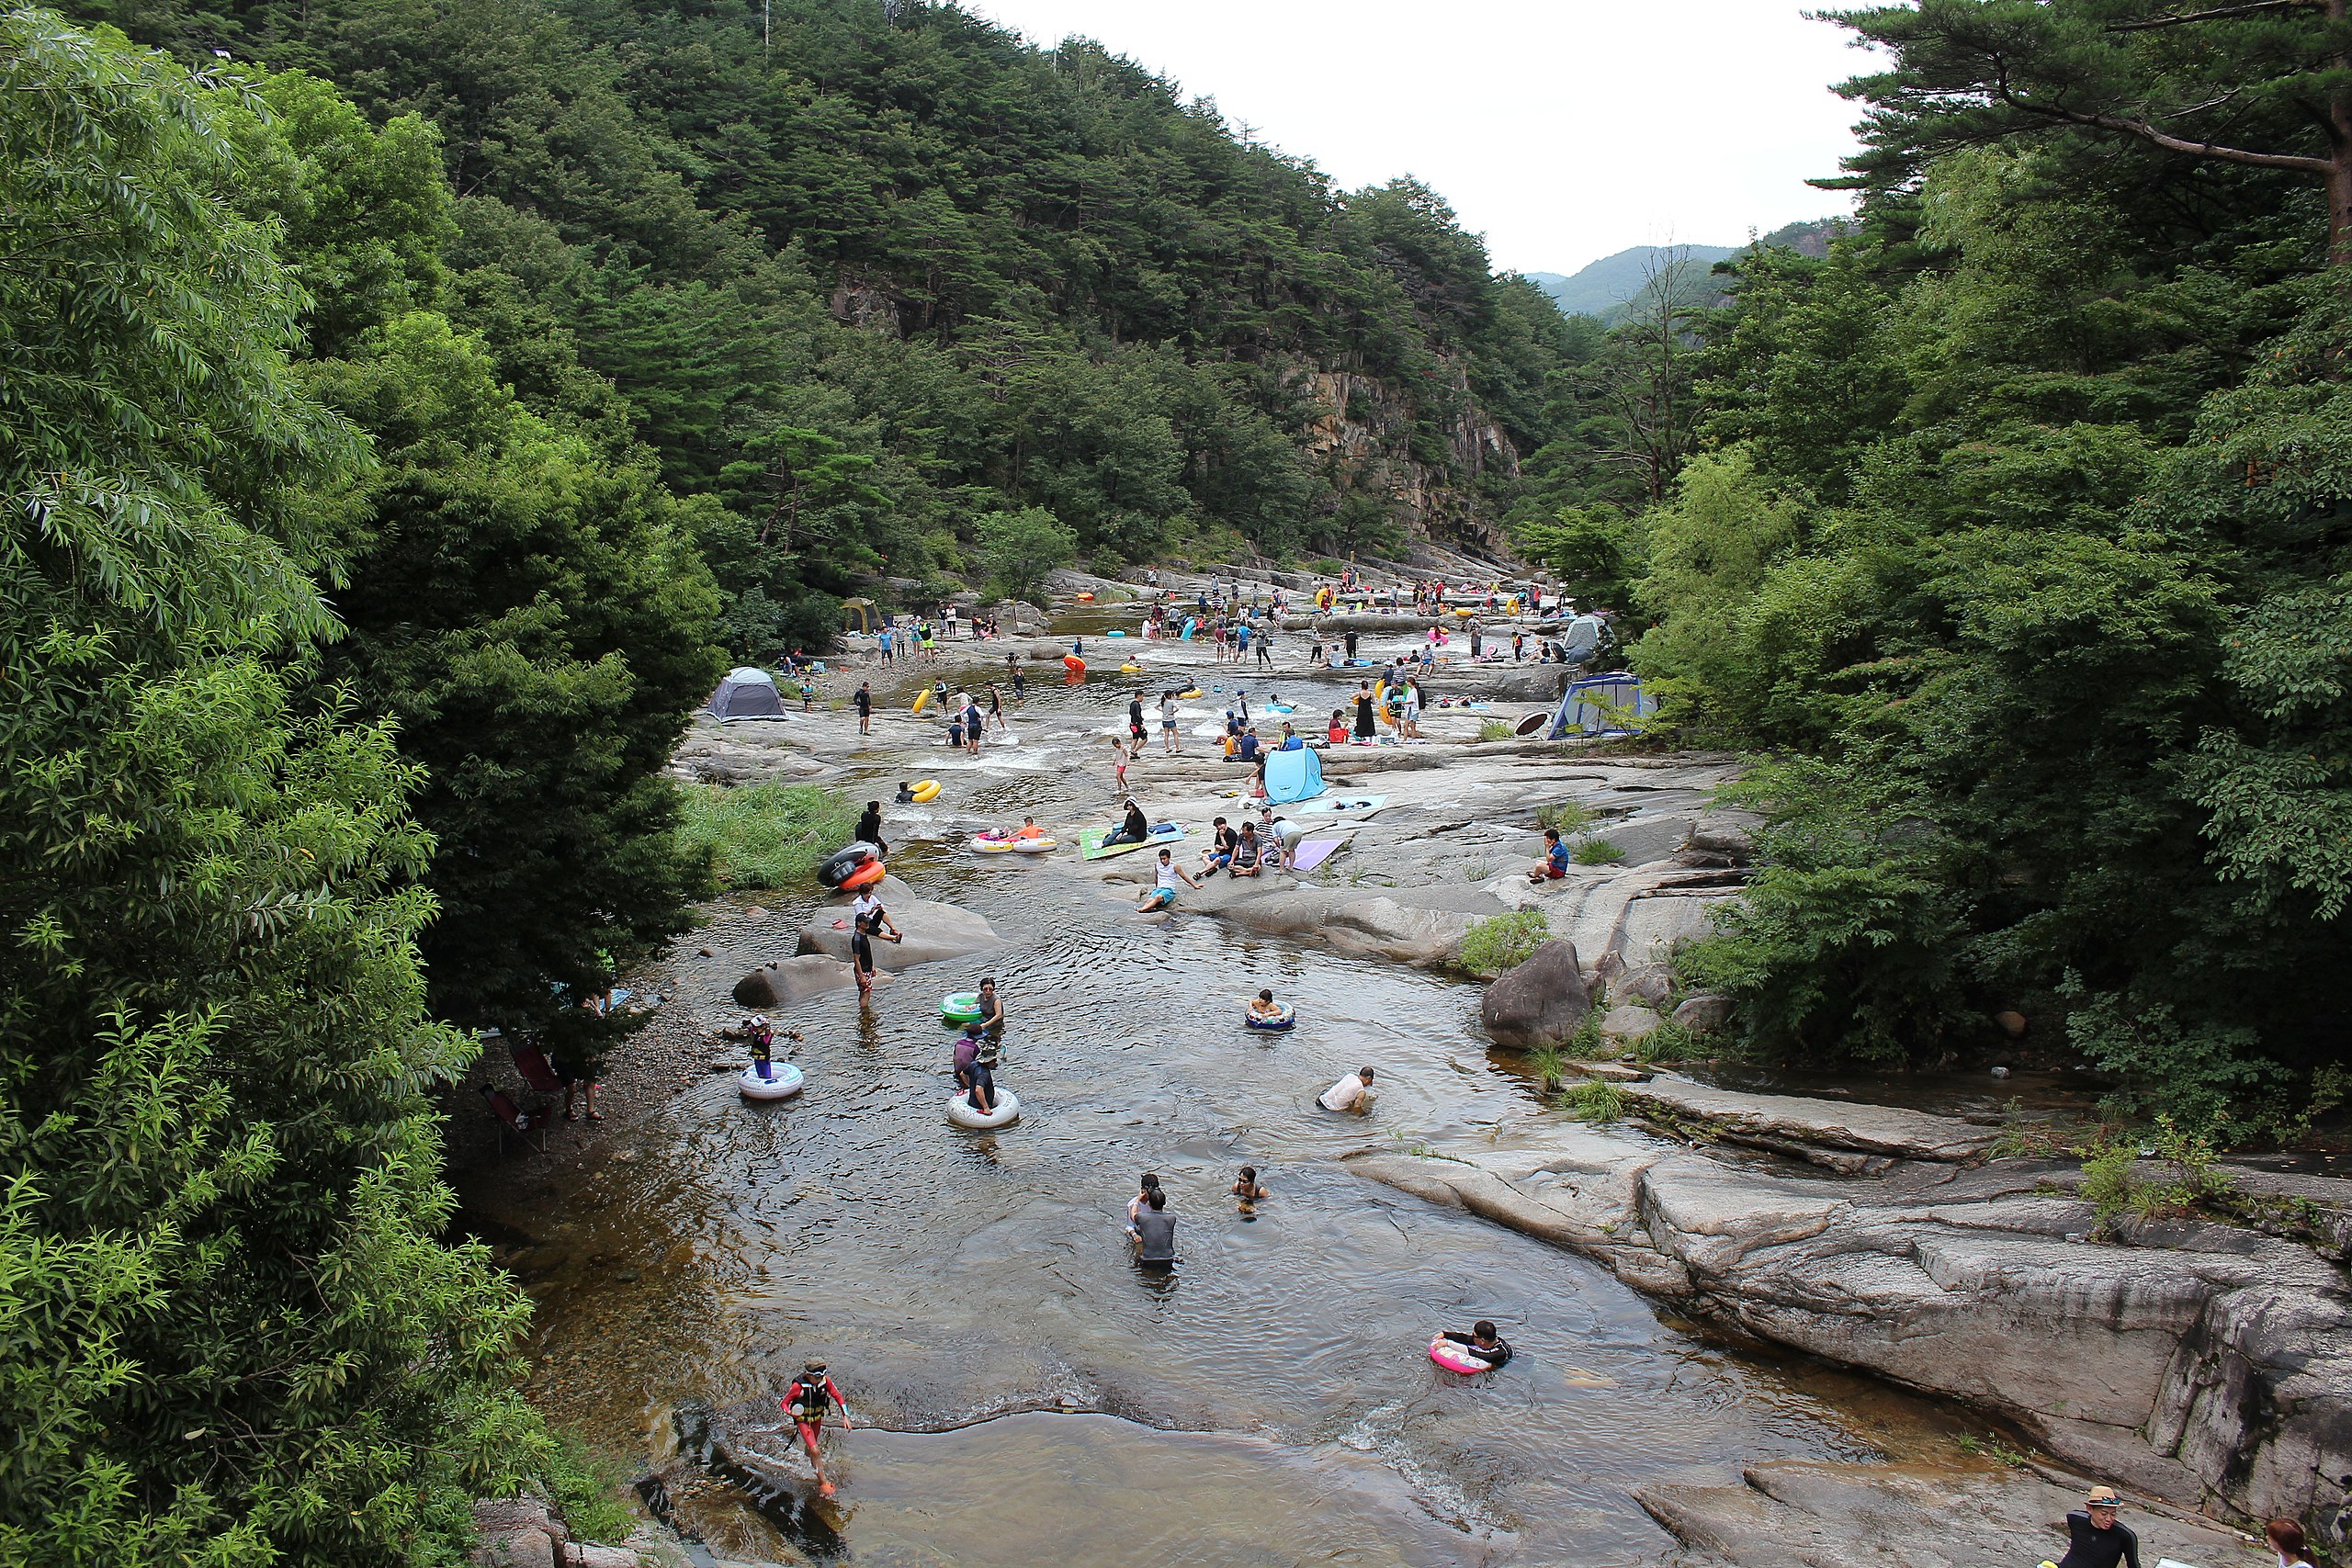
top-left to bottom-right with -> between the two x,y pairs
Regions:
459,633 -> 1992,1566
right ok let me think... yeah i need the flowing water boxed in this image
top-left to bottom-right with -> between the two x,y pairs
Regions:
459,632 -> 1986,1566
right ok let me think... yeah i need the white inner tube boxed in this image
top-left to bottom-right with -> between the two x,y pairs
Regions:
738,1062 -> 804,1100
1011,838 -> 1056,853
946,1089 -> 1020,1128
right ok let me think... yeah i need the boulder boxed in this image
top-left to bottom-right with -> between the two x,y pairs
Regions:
797,895 -> 1001,969
1610,966 -> 1672,1007
1995,1009 -> 2029,1038
731,955 -> 876,1009
1670,992 -> 1733,1034
472,1500 -> 561,1568
1221,889 -> 1476,966
1623,1077 -> 1999,1165
1598,1004 -> 1661,1044
1478,940 -> 1591,1048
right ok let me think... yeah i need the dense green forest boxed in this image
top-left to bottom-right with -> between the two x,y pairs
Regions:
1540,0 -> 2352,1134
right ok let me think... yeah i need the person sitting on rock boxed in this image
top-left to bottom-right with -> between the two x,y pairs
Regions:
1529,828 -> 1568,883
1103,797 -> 1150,847
1229,822 -> 1263,878
1439,1319 -> 1513,1368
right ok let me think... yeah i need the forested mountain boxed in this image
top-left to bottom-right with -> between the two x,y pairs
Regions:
1527,245 -> 1741,318
71,0 -> 1586,653
1522,1 -> 2352,1131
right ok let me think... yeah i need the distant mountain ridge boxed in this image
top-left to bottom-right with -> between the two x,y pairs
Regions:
1525,220 -> 1846,319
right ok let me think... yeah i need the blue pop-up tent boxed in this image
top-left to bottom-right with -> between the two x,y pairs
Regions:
1262,745 -> 1326,803
1545,674 -> 1657,739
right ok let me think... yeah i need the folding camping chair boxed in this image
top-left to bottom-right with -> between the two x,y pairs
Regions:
510,1040 -> 566,1095
479,1085 -> 549,1156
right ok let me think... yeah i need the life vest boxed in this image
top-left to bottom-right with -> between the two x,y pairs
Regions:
784,1377 -> 832,1423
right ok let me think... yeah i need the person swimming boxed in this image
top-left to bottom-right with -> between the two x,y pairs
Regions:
1246,988 -> 1284,1021
1438,1320 -> 1513,1368
1231,1165 -> 1269,1210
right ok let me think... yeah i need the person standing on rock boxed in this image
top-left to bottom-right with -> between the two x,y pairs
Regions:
1344,629 -> 1358,662
2048,1487 -> 2141,1568
1160,689 -> 1181,753
854,681 -> 873,736
1127,694 -> 1147,758
851,908 -> 898,1000
780,1360 -> 852,1496
1353,683 -> 1375,741
1008,654 -> 1025,701
854,800 -> 887,858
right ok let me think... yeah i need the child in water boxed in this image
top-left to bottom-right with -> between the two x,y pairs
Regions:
1231,1165 -> 1269,1210
1128,1172 -> 1161,1224
1246,989 -> 1285,1022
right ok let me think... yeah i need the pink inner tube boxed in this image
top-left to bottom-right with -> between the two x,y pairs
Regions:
1429,1338 -> 1490,1374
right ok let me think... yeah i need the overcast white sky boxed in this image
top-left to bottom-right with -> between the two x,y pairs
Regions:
963,0 -> 1871,276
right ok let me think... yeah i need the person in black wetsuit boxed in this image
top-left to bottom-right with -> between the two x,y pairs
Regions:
2050,1486 -> 2140,1568
854,800 -> 887,858
1439,1320 -> 1513,1368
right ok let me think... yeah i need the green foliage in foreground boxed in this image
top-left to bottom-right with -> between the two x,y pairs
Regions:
677,784 -> 861,892
1459,909 -> 1551,976
0,17 -> 592,1560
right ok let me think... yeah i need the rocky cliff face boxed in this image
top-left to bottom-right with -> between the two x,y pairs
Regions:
1291,360 -> 1521,556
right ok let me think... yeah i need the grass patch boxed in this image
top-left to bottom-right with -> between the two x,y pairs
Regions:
1536,799 -> 1597,834
1459,908 -> 1550,976
2081,1115 -> 2233,1228
1954,1431 -> 2031,1469
1563,1077 -> 1627,1122
1571,837 -> 1624,865
676,783 -> 858,891
1527,1043 -> 1566,1092
1477,719 -> 1517,741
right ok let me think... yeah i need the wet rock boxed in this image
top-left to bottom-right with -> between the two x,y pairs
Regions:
1670,992 -> 1732,1034
1598,1004 -> 1661,1044
1351,1118 -> 2352,1540
1221,889 -> 1478,966
733,955 -> 866,1008
1478,940 -> 1591,1048
568,1546 -> 640,1567
1570,1060 -> 1651,1083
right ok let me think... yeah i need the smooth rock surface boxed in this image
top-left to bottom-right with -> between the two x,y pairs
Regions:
1478,939 -> 1591,1047
797,886 -> 1001,969
1623,1077 -> 2002,1165
1640,1459 -> 2267,1568
731,954 -> 876,1008
1350,1122 -> 2352,1540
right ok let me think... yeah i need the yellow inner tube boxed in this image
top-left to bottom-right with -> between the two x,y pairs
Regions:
910,687 -> 932,714
1119,662 -> 1144,673
1176,687 -> 1202,699
910,779 -> 941,802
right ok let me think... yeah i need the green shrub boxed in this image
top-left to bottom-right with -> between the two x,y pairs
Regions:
1536,799 -> 1597,834
677,783 -> 859,890
1459,908 -> 1551,976
1572,837 -> 1625,864
1527,1043 -> 1566,1090
1477,718 -> 1516,741
2079,1115 -> 2235,1227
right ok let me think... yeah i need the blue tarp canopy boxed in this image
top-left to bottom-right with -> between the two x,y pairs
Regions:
1545,674 -> 1657,739
1262,745 -> 1326,804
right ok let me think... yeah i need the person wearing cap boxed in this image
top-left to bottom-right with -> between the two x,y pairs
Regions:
780,1360 -> 851,1496
2047,1486 -> 2141,1568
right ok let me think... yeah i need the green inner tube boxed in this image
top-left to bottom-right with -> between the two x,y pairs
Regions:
940,991 -> 982,1022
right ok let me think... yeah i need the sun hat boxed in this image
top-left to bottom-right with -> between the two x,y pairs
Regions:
2086,1486 -> 2122,1509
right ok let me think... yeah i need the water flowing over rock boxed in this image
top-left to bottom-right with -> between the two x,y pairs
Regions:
1479,939 -> 1592,1048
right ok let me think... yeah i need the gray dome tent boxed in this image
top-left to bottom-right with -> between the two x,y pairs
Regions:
707,666 -> 785,721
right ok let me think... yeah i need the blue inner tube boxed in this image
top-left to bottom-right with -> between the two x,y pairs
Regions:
1243,1004 -> 1295,1031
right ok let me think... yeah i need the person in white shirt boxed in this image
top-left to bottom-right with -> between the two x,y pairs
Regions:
1318,1065 -> 1375,1112
1136,847 -> 1199,912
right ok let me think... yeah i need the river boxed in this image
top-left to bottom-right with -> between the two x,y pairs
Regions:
457,623 -> 1992,1566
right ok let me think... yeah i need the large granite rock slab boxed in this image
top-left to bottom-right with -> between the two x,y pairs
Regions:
1350,1121 -> 2352,1543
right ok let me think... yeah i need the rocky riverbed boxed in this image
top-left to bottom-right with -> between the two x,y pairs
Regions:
459,575 -> 2346,1566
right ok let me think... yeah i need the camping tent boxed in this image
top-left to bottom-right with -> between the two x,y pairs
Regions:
1544,674 -> 1657,739
707,667 -> 785,721
1262,745 -> 1326,804
841,597 -> 877,633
